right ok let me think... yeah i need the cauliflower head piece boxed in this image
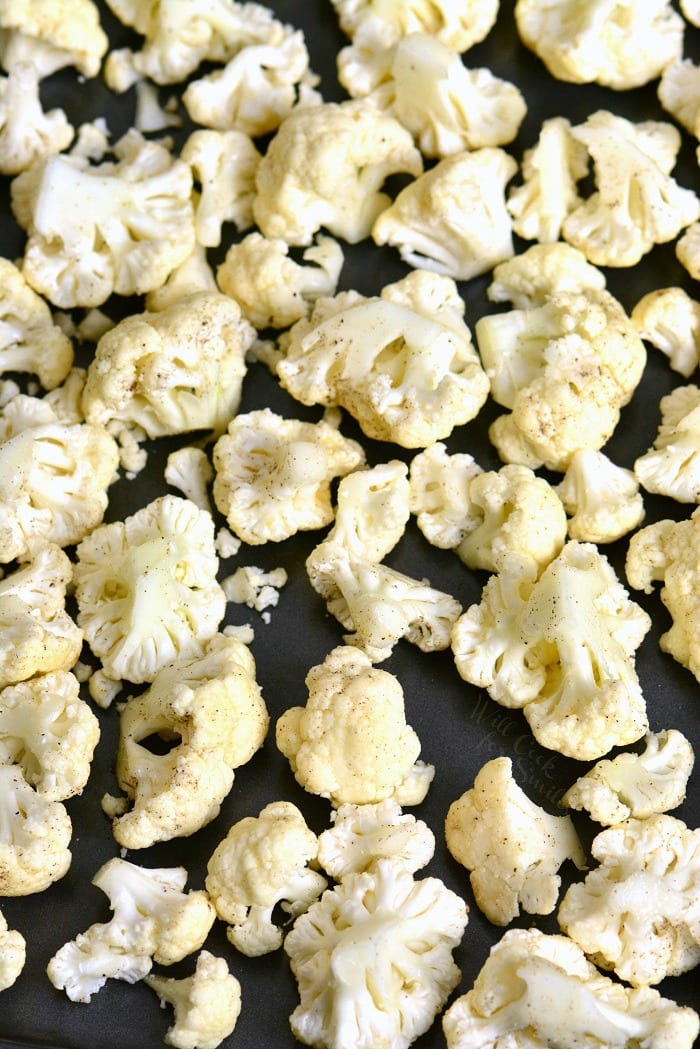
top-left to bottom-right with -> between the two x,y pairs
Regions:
409,443 -> 484,550
0,0 -> 108,78
182,129 -> 260,248
0,257 -> 73,389
0,61 -> 73,176
487,241 -> 607,311
145,951 -> 242,1049
634,384 -> 700,502
0,908 -> 25,991
631,286 -> 700,378
331,0 -> 499,53
317,800 -> 435,879
556,448 -> 644,543
0,762 -> 72,895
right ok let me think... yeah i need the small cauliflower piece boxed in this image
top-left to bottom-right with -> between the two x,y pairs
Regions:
0,257 -> 73,389
182,129 -> 260,248
372,148 -> 517,281
0,61 -> 72,175
145,951 -> 242,1049
252,99 -> 423,246
634,384 -> 700,501
631,287 -> 700,377
276,645 -> 433,807
558,814 -> 700,986
0,0 -> 108,78
206,801 -> 327,956
442,926 -> 700,1049
212,408 -> 364,545
286,857 -> 468,1049
677,221 -> 700,281
446,757 -> 585,926
487,241 -> 607,310
315,460 -> 410,563
331,0 -> 499,53
408,443 -> 484,550
317,800 -> 435,878
47,858 -> 215,1002
556,448 -> 645,543
562,729 -> 695,826
659,58 -> 700,138
0,762 -> 72,895
0,908 -> 25,991
73,495 -> 226,685
165,447 -> 213,514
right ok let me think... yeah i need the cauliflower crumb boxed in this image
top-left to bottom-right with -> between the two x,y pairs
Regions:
222,566 -> 288,614
215,527 -> 242,560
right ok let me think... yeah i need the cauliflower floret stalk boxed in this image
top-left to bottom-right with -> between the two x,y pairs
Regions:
285,857 -> 469,1049
452,542 -> 651,761
487,242 -> 607,310
276,645 -> 434,807
442,927 -> 700,1049
47,858 -> 216,1003
317,800 -> 435,879
145,951 -> 242,1049
445,757 -> 585,926
0,61 -> 73,176
0,762 -> 72,895
331,0 -> 500,53
0,907 -> 25,991
0,257 -> 73,390
278,270 -> 489,448
634,385 -> 700,502
556,448 -> 645,543
408,443 -> 484,550
0,0 -> 108,78
558,814 -> 700,987
73,495 -> 226,686
631,286 -> 700,378
206,801 -> 327,957
11,130 -> 196,308
106,635 -> 268,850
181,129 -> 261,248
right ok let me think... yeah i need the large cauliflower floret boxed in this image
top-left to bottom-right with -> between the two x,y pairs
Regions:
372,148 -> 517,281
212,408 -> 364,545
73,495 -> 226,685
11,130 -> 195,308
205,801 -> 327,956
331,0 -> 500,52
408,443 -> 484,550
442,927 -> 700,1049
47,858 -> 215,1003
181,130 -> 260,248
81,292 -> 254,440
558,814 -> 700,987
278,270 -> 489,448
631,286 -> 700,378
514,0 -> 684,89
556,448 -> 645,543
0,61 -> 73,175
0,762 -> 72,895
634,384 -> 700,502
107,635 -> 268,850
445,757 -> 585,926
252,99 -> 423,246
0,258 -> 73,390
286,857 -> 468,1049
452,542 -> 651,760
276,645 -> 433,807
0,0 -> 108,78
0,908 -> 25,991
487,241 -> 607,310
144,951 -> 242,1049
317,800 -> 435,879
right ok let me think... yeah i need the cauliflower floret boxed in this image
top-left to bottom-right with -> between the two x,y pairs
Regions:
145,242 -> 218,313
286,858 -> 468,1049
562,729 -> 695,826
278,270 -> 489,448
73,495 -> 226,685
634,384 -> 700,501
181,129 -> 260,248
145,951 -> 242,1049
487,242 -> 607,310
556,448 -> 645,543
677,221 -> 700,281
514,0 -> 684,89
558,814 -> 700,986
222,565 -> 287,618
0,908 -> 25,991
0,61 -> 72,175
408,443 -> 484,549
331,0 -> 499,52
217,233 -> 344,330
442,927 -> 700,1049
206,801 -> 327,956
106,635 -> 268,850
317,800 -> 435,879
631,287 -> 700,377
681,0 -> 700,25
445,757 -> 585,926
452,542 -> 651,760
212,408 -> 364,545
659,58 -> 700,138
276,645 -> 434,807
0,258 -> 73,389
252,99 -> 423,246
372,148 -> 517,281
165,447 -> 213,514
0,762 -> 71,895
11,130 -> 195,308
47,858 -> 215,1002
0,0 -> 108,78
81,292 -> 254,439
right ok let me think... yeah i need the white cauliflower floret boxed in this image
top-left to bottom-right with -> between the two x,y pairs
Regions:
558,814 -> 700,986
556,448 -> 645,543
514,0 -> 684,89
372,148 -> 517,281
81,292 -> 254,439
285,858 -> 468,1049
445,757 -> 585,926
73,495 -> 226,685
106,635 -> 268,850
0,61 -> 72,175
206,801 -> 327,956
165,447 -> 213,514
0,762 -> 71,895
0,908 -> 25,991
212,408 -> 364,545
11,130 -> 195,308
442,927 -> 700,1049
631,287 -> 700,377
252,99 -> 423,246
562,729 -> 695,825
452,542 -> 651,760
217,233 -> 344,330
278,270 -> 489,448
145,242 -> 218,313
314,460 -> 410,564
487,242 -> 607,310
145,951 -> 242,1049
317,800 -> 435,878
677,221 -> 700,281
681,0 -> 700,26
408,443 -> 484,550
47,858 -> 215,1002
0,0 -> 108,78
659,58 -> 700,138
0,258 -> 73,390
331,0 -> 500,53
181,129 -> 260,248
276,645 -> 434,807
634,384 -> 700,501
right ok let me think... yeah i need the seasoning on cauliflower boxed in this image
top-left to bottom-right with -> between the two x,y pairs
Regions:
145,951 -> 242,1049
331,0 -> 500,53
558,814 -> 700,987
317,800 -> 435,879
252,99 -> 423,246
73,495 -> 226,685
372,148 -> 517,281
634,384 -> 700,502
0,0 -> 108,78
408,443 -> 484,550
285,857 -> 469,1049
0,762 -> 72,895
486,241 -> 607,310
0,257 -> 73,390
556,448 -> 645,543
452,541 -> 651,760
11,130 -> 196,308
47,858 -> 216,1002
0,908 -> 25,991
631,286 -> 700,377
278,270 -> 489,448
442,926 -> 700,1049
276,645 -> 434,807
0,61 -> 73,175
205,801 -> 327,956
181,129 -> 260,248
